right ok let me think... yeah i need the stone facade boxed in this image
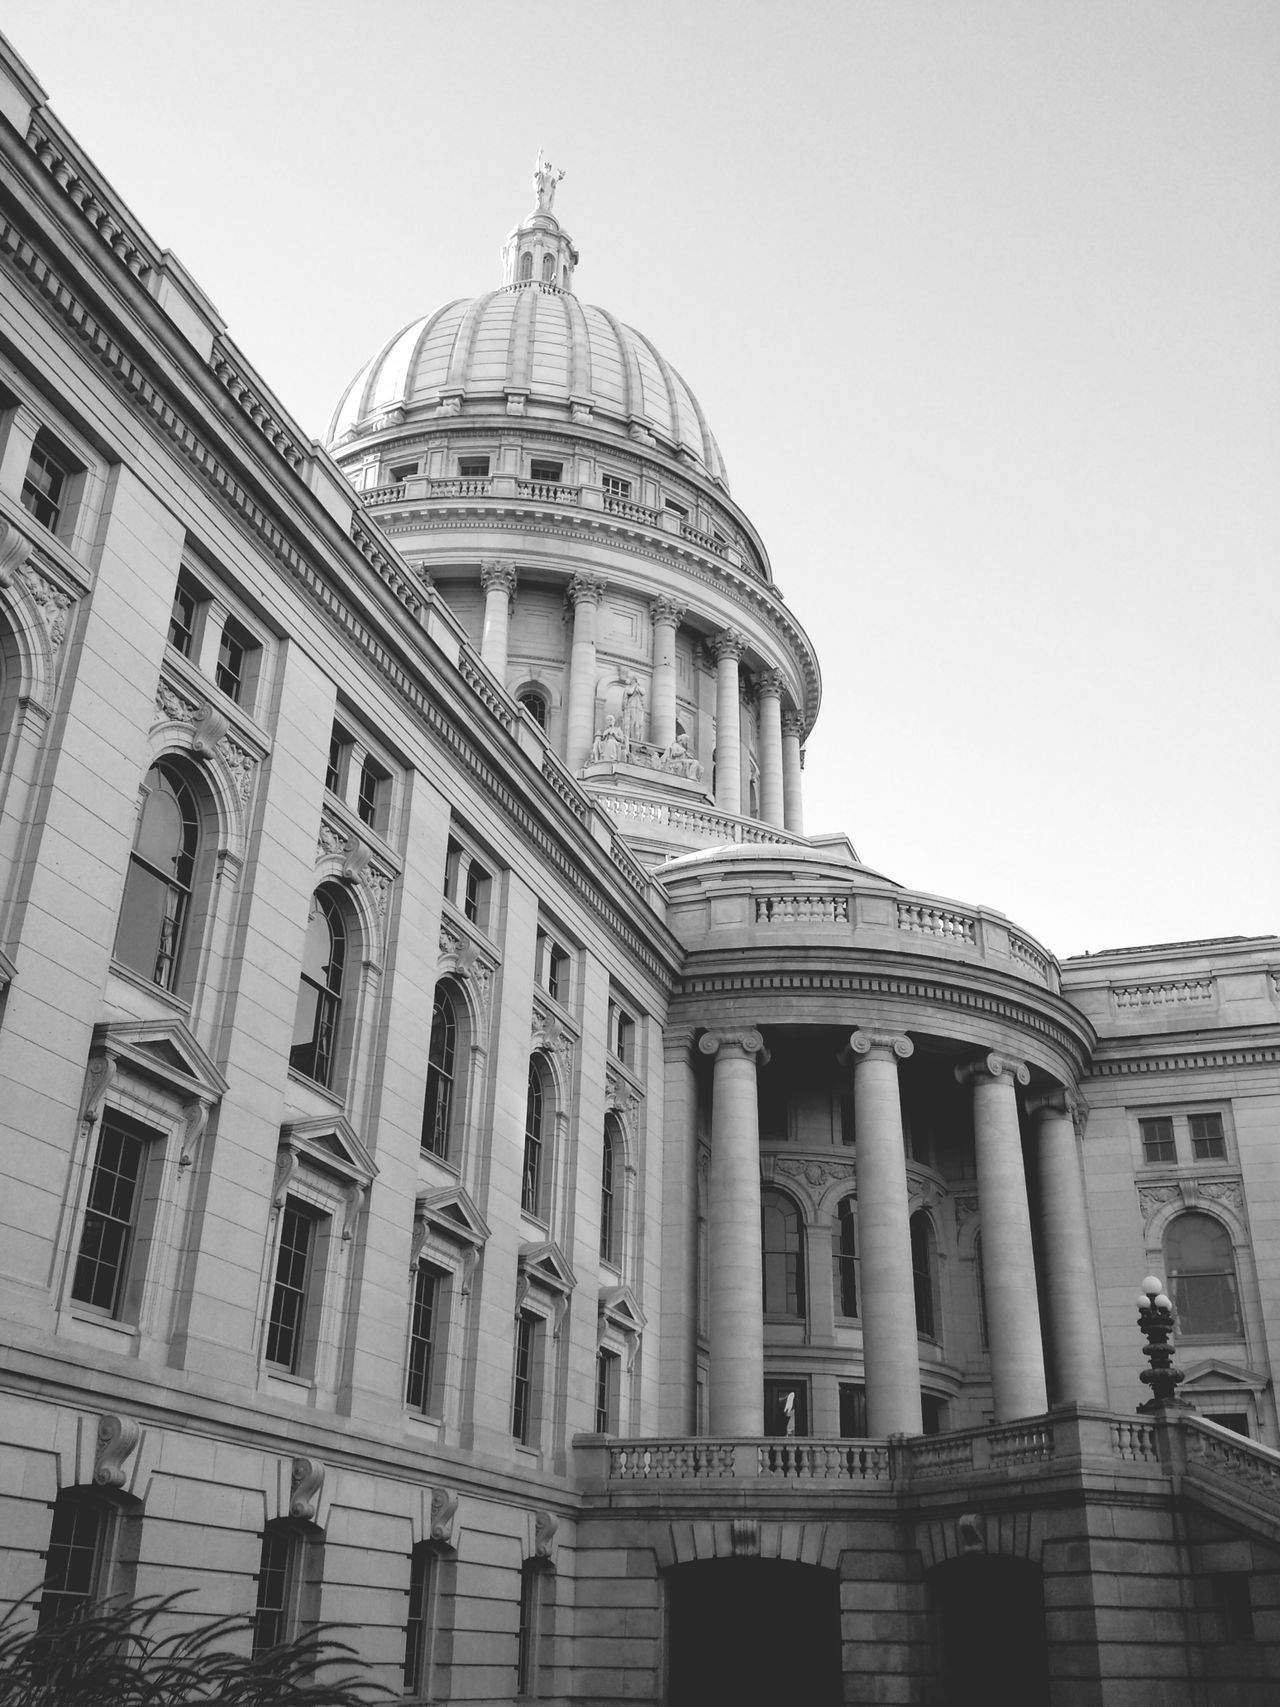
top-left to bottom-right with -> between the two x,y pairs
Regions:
1,33 -> 1278,1706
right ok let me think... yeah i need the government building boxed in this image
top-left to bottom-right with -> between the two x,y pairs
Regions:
1,32 -> 1278,1706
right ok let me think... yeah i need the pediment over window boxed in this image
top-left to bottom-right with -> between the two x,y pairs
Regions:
598,1283 -> 645,1336
415,1185 -> 490,1250
517,1240 -> 576,1298
1182,1358 -> 1269,1394
280,1114 -> 376,1188
89,1017 -> 228,1106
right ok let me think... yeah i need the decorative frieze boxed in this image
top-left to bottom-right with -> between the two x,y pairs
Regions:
771,1156 -> 855,1192
531,1003 -> 576,1071
0,517 -> 32,586
1138,1176 -> 1244,1226
316,806 -> 395,917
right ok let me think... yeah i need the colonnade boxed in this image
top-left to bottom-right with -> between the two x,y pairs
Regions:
697,1028 -> 1108,1438
476,561 -> 805,832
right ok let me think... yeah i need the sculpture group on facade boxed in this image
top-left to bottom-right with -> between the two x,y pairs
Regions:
588,672 -> 703,781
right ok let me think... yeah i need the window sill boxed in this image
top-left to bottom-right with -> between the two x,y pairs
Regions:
259,1367 -> 316,1402
60,1310 -> 140,1353
159,648 -> 271,751
107,957 -> 193,1013
285,1067 -> 346,1108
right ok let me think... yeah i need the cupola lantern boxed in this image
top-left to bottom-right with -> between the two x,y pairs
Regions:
501,150 -> 579,293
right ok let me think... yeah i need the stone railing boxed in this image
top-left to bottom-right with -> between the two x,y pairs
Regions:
1183,1415 -> 1280,1499
755,893 -> 851,924
516,479 -> 579,502
897,901 -> 977,944
605,1439 -> 891,1484
597,791 -> 809,850
603,495 -> 661,526
1113,978 -> 1215,1009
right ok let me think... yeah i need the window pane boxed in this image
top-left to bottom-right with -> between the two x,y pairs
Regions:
911,1213 -> 936,1338
1190,1113 -> 1226,1160
21,442 -> 67,530
761,1191 -> 804,1316
406,1265 -> 441,1413
71,1121 -> 145,1314
266,1205 -> 313,1371
253,1525 -> 295,1655
404,1546 -> 432,1691
1166,1212 -> 1242,1337
833,1196 -> 858,1317
1140,1117 -> 1176,1163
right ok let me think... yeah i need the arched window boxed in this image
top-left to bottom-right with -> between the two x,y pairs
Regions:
600,1121 -> 618,1263
911,1211 -> 937,1338
289,888 -> 347,1088
113,761 -> 200,990
518,689 -> 548,730
832,1194 -> 858,1317
522,1060 -> 547,1216
541,253 -> 555,284
519,251 -> 533,282
761,1188 -> 805,1317
1166,1211 -> 1242,1338
422,983 -> 457,1157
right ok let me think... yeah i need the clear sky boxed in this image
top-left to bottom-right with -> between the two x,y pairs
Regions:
6,0 -> 1277,957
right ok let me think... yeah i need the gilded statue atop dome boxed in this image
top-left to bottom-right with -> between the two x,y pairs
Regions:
533,150 -> 565,212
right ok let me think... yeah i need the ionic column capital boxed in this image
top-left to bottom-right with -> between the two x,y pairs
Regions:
650,596 -> 686,628
699,1026 -> 765,1061
781,710 -> 806,740
480,559 -> 518,596
848,1029 -> 914,1063
567,572 -> 605,607
1027,1085 -> 1088,1134
756,668 -> 784,701
711,628 -> 746,663
956,1051 -> 1030,1088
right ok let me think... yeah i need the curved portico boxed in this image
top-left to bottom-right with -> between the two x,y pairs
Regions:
660,841 -> 1105,1436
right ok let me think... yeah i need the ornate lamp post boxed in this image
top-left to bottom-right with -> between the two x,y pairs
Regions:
1136,1274 -> 1187,1412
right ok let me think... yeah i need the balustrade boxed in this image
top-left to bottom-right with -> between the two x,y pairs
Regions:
897,901 -> 977,942
516,479 -> 579,502
754,893 -> 850,924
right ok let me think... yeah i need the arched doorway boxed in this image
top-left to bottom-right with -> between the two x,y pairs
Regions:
930,1555 -> 1049,1706
666,1558 -> 841,1705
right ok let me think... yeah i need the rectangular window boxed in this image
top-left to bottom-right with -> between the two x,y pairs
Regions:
21,437 -> 69,531
464,859 -> 491,929
253,1523 -> 299,1655
921,1394 -> 949,1436
1190,1113 -> 1227,1161
764,1378 -> 807,1438
529,458 -> 564,483
357,754 -> 389,830
167,575 -> 202,657
38,1495 -> 106,1629
71,1117 -> 148,1316
325,725 -> 347,795
406,1263 -> 447,1415
537,929 -> 570,1005
404,1545 -> 434,1692
1140,1116 -> 1176,1164
517,1561 -> 541,1695
601,473 -> 631,499
265,1203 -> 316,1373
663,498 -> 688,521
609,1001 -> 636,1065
457,456 -> 490,478
594,1347 -> 619,1434
838,1382 -> 867,1439
388,461 -> 418,483
512,1312 -> 540,1444
214,617 -> 255,704
1213,1572 -> 1255,1642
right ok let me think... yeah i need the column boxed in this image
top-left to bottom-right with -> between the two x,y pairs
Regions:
658,1026 -> 700,1434
711,629 -> 744,815
479,559 -> 517,676
956,1052 -> 1048,1420
849,1030 -> 923,1437
1028,1089 -> 1109,1407
699,1027 -> 766,1436
649,597 -> 685,752
781,711 -> 805,835
756,670 -> 785,828
565,573 -> 605,772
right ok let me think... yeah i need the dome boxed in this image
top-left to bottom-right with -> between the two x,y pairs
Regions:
325,288 -> 730,486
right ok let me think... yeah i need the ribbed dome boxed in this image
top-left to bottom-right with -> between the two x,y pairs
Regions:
325,285 -> 729,487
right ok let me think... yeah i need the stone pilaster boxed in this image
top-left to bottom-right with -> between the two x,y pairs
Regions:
956,1051 -> 1048,1421
479,559 -> 517,676
849,1030 -> 923,1436
565,573 -> 605,772
1028,1087 -> 1109,1407
699,1026 -> 766,1435
711,629 -> 745,815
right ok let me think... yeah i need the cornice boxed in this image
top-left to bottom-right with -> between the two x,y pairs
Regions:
0,179 -> 682,988
1085,1041 -> 1280,1080
672,961 -> 1094,1073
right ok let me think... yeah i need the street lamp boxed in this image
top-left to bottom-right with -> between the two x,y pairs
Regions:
1136,1274 -> 1187,1412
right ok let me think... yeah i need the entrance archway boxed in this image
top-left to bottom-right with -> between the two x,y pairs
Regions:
666,1557 -> 841,1705
930,1554 -> 1049,1706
